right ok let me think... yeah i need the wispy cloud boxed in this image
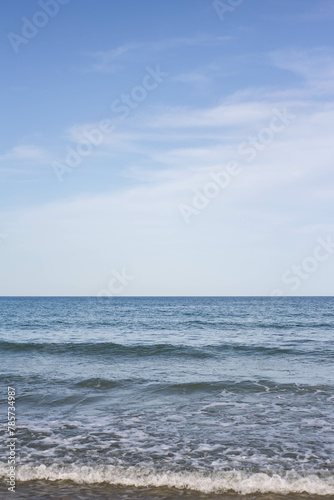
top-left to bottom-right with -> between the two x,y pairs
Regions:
0,145 -> 47,162
150,102 -> 273,128
271,47 -> 334,94
84,35 -> 230,73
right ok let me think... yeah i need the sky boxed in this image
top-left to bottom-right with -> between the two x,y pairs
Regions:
0,0 -> 334,296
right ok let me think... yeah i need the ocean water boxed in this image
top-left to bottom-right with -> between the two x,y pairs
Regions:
0,296 -> 333,500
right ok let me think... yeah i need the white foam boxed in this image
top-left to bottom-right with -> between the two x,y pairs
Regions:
0,465 -> 334,495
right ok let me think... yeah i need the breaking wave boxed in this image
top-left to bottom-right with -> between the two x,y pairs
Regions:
1,465 -> 333,495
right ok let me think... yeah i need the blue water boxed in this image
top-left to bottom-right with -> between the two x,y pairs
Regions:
0,297 -> 333,498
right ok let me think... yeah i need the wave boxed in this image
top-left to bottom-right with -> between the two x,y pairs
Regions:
0,372 -> 330,395
0,341 -> 212,358
181,319 -> 334,329
1,339 -> 331,359
6,318 -> 334,332
150,379 -> 333,395
1,465 -> 333,495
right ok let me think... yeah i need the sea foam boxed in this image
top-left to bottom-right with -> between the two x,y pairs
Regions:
0,465 -> 333,495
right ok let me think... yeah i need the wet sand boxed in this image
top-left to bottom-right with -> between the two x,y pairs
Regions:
0,480 -> 330,500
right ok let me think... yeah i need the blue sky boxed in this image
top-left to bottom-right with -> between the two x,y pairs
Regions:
1,0 -> 334,295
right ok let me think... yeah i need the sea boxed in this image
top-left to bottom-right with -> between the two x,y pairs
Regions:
0,296 -> 333,500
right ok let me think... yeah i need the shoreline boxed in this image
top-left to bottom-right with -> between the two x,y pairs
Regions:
1,479 -> 331,500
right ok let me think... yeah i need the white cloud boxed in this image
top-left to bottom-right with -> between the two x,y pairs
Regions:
2,143 -> 333,296
0,145 -> 47,162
